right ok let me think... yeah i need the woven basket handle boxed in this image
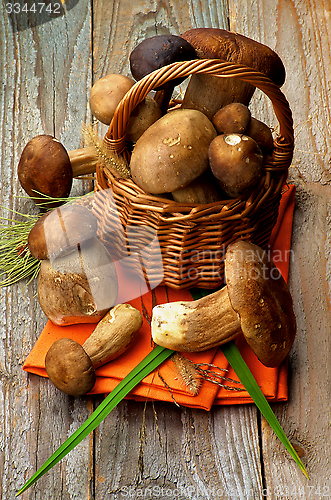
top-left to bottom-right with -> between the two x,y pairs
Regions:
103,59 -> 294,172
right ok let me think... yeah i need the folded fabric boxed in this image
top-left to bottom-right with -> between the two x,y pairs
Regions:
23,184 -> 296,410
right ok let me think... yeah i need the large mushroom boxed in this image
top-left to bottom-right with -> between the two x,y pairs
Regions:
129,108 -> 217,195
152,240 -> 296,367
180,28 -> 286,119
28,202 -> 98,261
45,303 -> 143,396
129,34 -> 196,113
37,237 -> 118,325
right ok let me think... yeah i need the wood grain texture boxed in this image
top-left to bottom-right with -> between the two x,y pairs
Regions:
0,0 -> 93,498
93,401 -> 264,499
228,1 -> 331,497
1,0 -> 331,498
92,0 -> 229,80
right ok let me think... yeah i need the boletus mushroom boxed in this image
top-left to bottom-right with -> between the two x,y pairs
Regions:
171,169 -> 223,204
89,73 -> 162,142
89,73 -> 135,125
212,103 -> 274,154
17,135 -> 99,207
212,103 -> 252,135
45,303 -> 143,396
208,133 -> 264,198
180,28 -> 286,119
28,202 -> 97,261
152,240 -> 296,367
129,34 -> 196,113
37,237 -> 118,325
126,96 -> 162,143
246,117 -> 274,153
129,108 -> 217,195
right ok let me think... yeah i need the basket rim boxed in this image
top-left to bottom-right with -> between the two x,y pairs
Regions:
103,58 -> 294,158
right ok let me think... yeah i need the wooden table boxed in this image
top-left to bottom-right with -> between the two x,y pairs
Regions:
1,1 -> 331,498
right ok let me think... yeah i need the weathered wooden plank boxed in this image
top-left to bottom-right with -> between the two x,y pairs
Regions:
262,183 -> 331,499
229,0 -> 331,185
2,0 -> 330,498
0,1 -> 94,498
94,401 -> 264,499
228,0 -> 331,496
92,0 -> 230,80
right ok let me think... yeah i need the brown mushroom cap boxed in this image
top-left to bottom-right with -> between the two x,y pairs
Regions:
45,338 -> 96,396
209,133 -> 264,198
129,34 -> 196,113
89,74 -> 135,125
17,135 -> 72,207
182,28 -> 285,86
130,109 -> 217,194
181,28 -> 286,119
246,117 -> 274,153
225,240 -> 296,367
28,203 -> 98,260
126,97 -> 162,143
212,103 -> 251,135
171,169 -> 223,204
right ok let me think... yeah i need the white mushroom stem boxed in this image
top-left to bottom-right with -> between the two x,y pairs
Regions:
152,287 -> 241,352
82,303 -> 143,368
68,146 -> 99,177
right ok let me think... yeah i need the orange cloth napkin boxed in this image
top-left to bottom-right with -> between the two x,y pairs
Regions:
23,184 -> 296,410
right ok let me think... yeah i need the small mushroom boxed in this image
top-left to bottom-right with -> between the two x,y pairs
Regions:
152,240 -> 296,367
181,28 -> 286,119
27,203 -> 98,261
129,109 -> 217,194
126,96 -> 162,143
246,117 -> 274,153
45,303 -> 143,396
17,135 -> 98,207
171,169 -> 223,204
208,133 -> 264,198
89,73 -> 135,125
37,237 -> 118,326
129,34 -> 196,113
212,103 -> 251,135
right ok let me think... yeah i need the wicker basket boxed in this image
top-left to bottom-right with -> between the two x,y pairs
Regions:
92,59 -> 294,290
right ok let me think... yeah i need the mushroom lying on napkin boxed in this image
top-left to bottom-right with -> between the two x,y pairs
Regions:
45,303 -> 143,396
28,203 -> 118,325
152,240 -> 296,367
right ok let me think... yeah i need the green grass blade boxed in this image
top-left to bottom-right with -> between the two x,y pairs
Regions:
221,340 -> 309,478
16,345 -> 174,496
190,288 -> 308,478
